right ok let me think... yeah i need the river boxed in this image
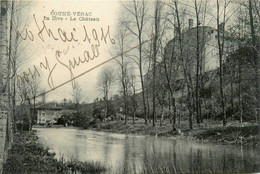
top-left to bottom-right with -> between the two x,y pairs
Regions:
34,127 -> 259,174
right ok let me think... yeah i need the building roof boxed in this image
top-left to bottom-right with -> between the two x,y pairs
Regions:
36,103 -> 63,110
167,26 -> 218,44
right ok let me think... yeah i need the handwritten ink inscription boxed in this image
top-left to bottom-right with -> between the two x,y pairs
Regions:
16,13 -> 115,90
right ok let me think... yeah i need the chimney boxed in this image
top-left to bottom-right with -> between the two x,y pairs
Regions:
189,19 -> 193,29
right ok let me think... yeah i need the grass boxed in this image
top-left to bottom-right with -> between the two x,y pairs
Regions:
3,131 -> 106,174
90,119 -> 259,147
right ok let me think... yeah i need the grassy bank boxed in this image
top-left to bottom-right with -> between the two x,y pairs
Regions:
3,131 -> 106,174
90,120 -> 259,147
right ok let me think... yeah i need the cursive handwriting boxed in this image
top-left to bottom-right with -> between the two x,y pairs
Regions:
17,14 -> 115,44
16,13 -> 116,95
55,43 -> 100,88
16,42 -> 100,89
16,56 -> 57,89
39,57 -> 57,89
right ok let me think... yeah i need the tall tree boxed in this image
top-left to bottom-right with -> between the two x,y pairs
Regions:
248,0 -> 260,122
28,75 -> 40,124
216,0 -> 230,126
194,0 -> 202,125
17,78 -> 32,127
97,66 -> 115,122
192,0 -> 210,124
173,1 -> 194,129
72,82 -> 82,111
8,1 -> 32,132
114,22 -> 131,124
16,74 -> 40,125
152,0 -> 163,126
129,69 -> 138,124
121,0 -> 149,124
155,65 -> 167,127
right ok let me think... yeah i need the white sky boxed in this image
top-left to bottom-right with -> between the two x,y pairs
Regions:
18,0 -> 121,103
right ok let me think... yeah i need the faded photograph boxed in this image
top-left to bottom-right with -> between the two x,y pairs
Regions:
0,0 -> 259,173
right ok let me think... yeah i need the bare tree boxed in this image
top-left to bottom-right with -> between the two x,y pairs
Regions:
121,0 -> 149,124
248,0 -> 260,122
72,82 -> 82,110
41,89 -> 46,104
216,0 -> 231,126
7,1 -> 32,132
16,79 -> 32,129
16,74 -> 40,127
114,21 -> 131,124
97,66 -> 115,122
28,75 -> 40,124
129,69 -> 138,124
162,38 -> 181,130
166,1 -> 194,130
145,41 -> 152,123
155,65 -> 167,127
151,0 -> 164,126
194,0 -> 202,125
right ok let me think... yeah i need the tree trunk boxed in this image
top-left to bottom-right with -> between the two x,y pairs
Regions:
248,0 -> 260,123
33,96 -> 36,124
230,62 -> 234,121
160,105 -> 164,127
174,1 -> 193,129
139,37 -> 147,124
195,0 -> 201,125
217,0 -> 227,126
9,1 -> 15,134
238,53 -> 242,124
133,112 -> 136,124
122,68 -> 128,125
152,0 -> 160,127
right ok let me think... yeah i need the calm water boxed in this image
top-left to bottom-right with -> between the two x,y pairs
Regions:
34,128 -> 259,174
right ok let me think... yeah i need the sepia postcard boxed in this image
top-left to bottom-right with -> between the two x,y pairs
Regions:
0,0 -> 259,173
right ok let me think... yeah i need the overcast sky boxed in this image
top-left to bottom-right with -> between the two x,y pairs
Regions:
17,0 -> 122,103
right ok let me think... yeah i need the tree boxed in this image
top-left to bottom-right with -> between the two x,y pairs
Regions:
17,77 -> 31,124
72,82 -> 82,111
97,66 -> 115,122
152,0 -> 163,126
155,66 -> 167,127
193,0 -> 204,125
216,0 -> 231,126
7,1 -> 32,132
143,37 -> 152,123
129,69 -> 138,124
248,0 -> 260,122
28,75 -> 40,124
162,37 -> 181,130
16,74 -> 40,126
114,21 -> 131,124
166,1 -> 194,130
41,89 -> 46,104
231,0 -> 260,122
121,0 -> 149,124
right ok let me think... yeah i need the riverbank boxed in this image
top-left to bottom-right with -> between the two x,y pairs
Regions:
3,131 -> 106,174
90,120 -> 259,147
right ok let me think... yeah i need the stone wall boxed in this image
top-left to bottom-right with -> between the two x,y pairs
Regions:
0,1 -> 11,173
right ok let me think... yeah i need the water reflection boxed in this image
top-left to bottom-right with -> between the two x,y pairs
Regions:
34,128 -> 259,173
